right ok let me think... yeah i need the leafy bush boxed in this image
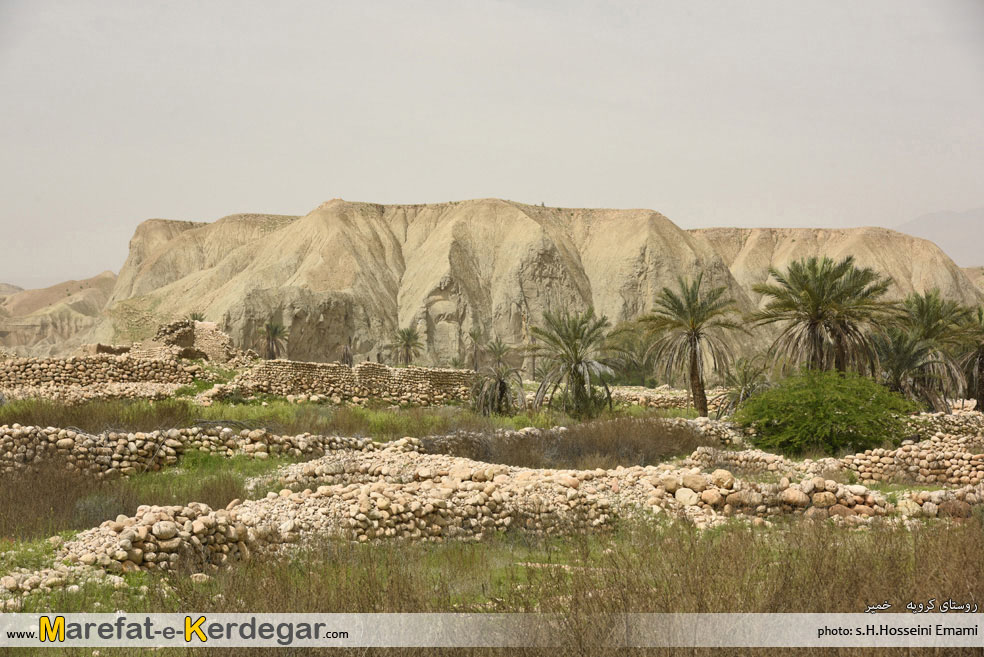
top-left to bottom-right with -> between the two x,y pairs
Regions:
734,369 -> 916,456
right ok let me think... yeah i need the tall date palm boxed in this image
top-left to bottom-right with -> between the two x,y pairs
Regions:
643,274 -> 741,417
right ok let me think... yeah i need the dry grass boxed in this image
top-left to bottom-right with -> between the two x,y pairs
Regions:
0,398 -> 567,439
420,417 -> 713,469
13,513 -> 984,656
0,453 -> 286,543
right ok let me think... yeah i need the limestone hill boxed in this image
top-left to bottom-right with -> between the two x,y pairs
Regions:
691,227 -> 982,307
0,271 -> 116,356
3,200 -> 983,362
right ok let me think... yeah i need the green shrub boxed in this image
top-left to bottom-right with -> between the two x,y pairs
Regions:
734,369 -> 916,456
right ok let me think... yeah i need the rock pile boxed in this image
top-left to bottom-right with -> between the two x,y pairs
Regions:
896,483 -> 983,518
687,446 -> 843,478
221,360 -> 474,406
844,433 -> 984,486
63,502 -> 251,573
0,355 -> 194,388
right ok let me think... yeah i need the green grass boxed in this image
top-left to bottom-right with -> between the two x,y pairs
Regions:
0,531 -> 77,577
173,378 -> 216,397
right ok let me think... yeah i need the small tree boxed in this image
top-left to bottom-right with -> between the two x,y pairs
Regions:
735,369 -> 915,456
340,337 -> 354,367
472,337 -> 526,416
188,312 -> 205,322
531,308 -> 613,418
873,328 -> 954,411
605,320 -> 658,386
711,356 -> 770,418
391,327 -> 423,366
258,322 -> 288,359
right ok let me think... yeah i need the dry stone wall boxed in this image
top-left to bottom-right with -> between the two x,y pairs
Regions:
0,424 -> 376,477
689,412 -> 984,488
0,354 -> 196,404
222,360 -> 474,405
610,385 -> 728,411
0,355 -> 193,388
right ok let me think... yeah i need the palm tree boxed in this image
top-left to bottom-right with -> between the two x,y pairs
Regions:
895,290 -> 969,410
752,256 -> 892,373
873,328 -> 956,411
959,307 -> 984,412
605,320 -> 658,386
390,327 -> 423,366
643,274 -> 741,417
188,312 -> 205,322
472,337 -> 526,416
711,356 -> 770,418
898,289 -> 970,348
258,322 -> 289,359
530,308 -> 613,417
467,327 -> 485,371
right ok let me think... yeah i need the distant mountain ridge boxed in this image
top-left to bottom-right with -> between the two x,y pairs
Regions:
896,208 -> 984,268
2,199 -> 982,361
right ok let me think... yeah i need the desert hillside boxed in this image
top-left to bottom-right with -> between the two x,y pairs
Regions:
0,271 -> 117,356
87,199 -> 751,363
0,283 -> 23,297
896,209 -> 984,268
4,200 -> 983,362
691,227 -> 983,307
964,267 -> 984,293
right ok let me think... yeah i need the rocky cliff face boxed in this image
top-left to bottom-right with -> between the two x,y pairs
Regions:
5,200 -> 983,361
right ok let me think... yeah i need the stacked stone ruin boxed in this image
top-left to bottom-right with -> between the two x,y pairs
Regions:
0,354 -> 196,403
220,360 -> 475,405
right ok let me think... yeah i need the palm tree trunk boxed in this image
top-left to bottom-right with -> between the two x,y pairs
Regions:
834,336 -> 846,372
690,343 -> 708,417
976,356 -> 984,413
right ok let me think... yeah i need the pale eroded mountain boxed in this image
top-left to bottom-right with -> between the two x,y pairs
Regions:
0,272 -> 117,356
691,227 -> 983,307
4,200 -> 983,362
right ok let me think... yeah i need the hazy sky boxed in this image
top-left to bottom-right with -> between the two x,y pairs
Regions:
1,1 -> 983,288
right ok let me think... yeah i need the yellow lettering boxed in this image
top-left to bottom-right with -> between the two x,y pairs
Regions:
185,616 -> 207,643
39,616 -> 65,642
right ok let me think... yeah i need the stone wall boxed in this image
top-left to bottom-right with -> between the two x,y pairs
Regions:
609,385 -> 728,411
222,360 -> 475,405
0,355 -> 194,389
0,424 -> 377,477
688,412 -> 984,488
